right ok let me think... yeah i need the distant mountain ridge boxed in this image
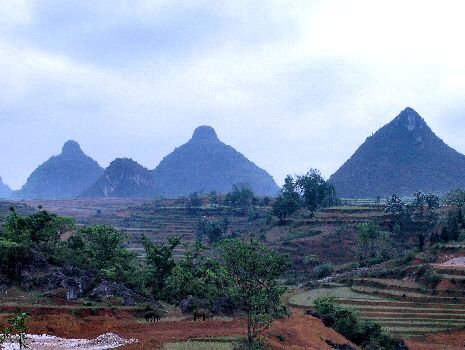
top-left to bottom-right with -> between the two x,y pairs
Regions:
11,140 -> 103,199
330,107 -> 465,198
82,158 -> 157,198
0,177 -> 12,198
152,125 -> 279,197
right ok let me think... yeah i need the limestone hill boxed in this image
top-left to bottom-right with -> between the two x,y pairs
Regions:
11,140 -> 103,199
82,158 -> 157,198
330,107 -> 465,198
152,126 -> 279,197
0,177 -> 12,198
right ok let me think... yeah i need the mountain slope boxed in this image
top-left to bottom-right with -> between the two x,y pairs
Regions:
11,140 -> 103,199
152,126 -> 279,197
330,107 -> 465,198
0,177 -> 12,198
82,158 -> 157,198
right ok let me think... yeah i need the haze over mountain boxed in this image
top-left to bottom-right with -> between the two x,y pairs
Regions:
152,126 -> 279,197
330,107 -> 465,198
0,177 -> 12,198
11,140 -> 103,199
82,158 -> 157,198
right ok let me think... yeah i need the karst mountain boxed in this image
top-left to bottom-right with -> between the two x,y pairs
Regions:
11,140 -> 103,199
152,125 -> 279,197
82,158 -> 157,198
330,107 -> 465,198
0,177 -> 12,198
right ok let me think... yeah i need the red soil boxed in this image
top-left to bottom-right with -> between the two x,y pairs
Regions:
436,279 -> 453,290
407,329 -> 465,350
0,308 -> 357,349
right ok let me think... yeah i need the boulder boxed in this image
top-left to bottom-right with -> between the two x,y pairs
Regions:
89,280 -> 146,306
33,266 -> 94,300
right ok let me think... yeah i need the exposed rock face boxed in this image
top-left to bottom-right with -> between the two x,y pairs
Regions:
0,176 -> 12,198
153,126 -> 279,197
11,140 -> 103,199
82,158 -> 157,198
89,280 -> 147,306
330,107 -> 465,198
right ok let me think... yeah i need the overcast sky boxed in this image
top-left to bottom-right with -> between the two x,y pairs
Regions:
1,0 -> 465,189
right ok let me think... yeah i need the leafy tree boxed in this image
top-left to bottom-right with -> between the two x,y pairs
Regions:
272,175 -> 300,221
0,312 -> 29,350
295,169 -> 338,211
220,238 -> 290,349
440,226 -> 450,243
187,192 -> 202,210
208,191 -> 219,208
143,236 -> 181,297
163,242 -> 231,303
443,189 -> 465,207
458,208 -> 464,228
196,217 -> 227,243
418,233 -> 425,252
357,221 -> 381,258
67,225 -> 135,281
225,184 -> 256,209
0,210 -> 75,278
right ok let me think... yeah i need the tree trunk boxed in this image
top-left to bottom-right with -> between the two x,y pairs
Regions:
247,312 -> 253,349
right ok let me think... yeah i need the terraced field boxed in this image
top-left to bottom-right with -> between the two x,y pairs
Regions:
290,275 -> 465,338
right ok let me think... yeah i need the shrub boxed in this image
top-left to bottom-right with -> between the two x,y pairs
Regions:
313,296 -> 401,350
313,263 -> 334,278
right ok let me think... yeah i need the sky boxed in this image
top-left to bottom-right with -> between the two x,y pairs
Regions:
1,0 -> 465,190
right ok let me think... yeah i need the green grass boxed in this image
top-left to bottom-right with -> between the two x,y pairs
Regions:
289,287 -> 383,307
162,337 -> 243,350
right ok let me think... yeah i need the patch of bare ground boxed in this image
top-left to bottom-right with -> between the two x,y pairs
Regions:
0,307 -> 358,350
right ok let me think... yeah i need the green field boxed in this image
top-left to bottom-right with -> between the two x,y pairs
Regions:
163,337 -> 243,350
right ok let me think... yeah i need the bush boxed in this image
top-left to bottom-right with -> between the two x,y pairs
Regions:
313,263 -> 334,278
313,296 -> 401,350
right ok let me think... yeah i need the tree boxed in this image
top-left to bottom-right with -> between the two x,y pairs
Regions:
67,225 -> 135,281
296,169 -> 338,211
440,226 -> 450,243
187,192 -> 202,210
163,242 -> 230,303
357,221 -> 381,258
458,208 -> 464,228
196,217 -> 227,243
225,184 -> 256,209
208,191 -> 218,208
272,175 -> 300,221
443,189 -> 465,207
0,312 -> 29,349
418,233 -> 425,252
142,236 -> 181,297
220,238 -> 290,349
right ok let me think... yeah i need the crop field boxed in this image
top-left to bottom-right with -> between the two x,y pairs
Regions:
290,275 -> 465,338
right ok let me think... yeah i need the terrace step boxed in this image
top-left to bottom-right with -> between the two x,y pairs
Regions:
351,286 -> 465,304
353,278 -> 427,294
337,298 -> 465,310
431,265 -> 465,276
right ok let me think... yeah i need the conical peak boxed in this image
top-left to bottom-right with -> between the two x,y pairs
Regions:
62,140 -> 84,155
191,125 -> 219,142
394,107 -> 426,131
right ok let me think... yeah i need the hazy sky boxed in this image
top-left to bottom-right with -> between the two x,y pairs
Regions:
1,0 -> 465,189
